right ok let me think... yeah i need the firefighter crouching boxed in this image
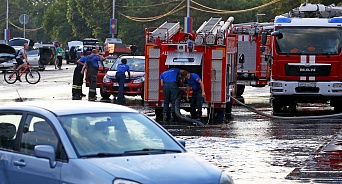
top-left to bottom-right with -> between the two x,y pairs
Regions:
81,49 -> 105,101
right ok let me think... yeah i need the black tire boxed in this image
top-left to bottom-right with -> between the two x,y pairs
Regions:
100,88 -> 111,99
155,108 -> 163,119
237,84 -> 245,97
4,71 -> 17,84
225,102 -> 232,119
25,70 -> 40,84
272,98 -> 283,113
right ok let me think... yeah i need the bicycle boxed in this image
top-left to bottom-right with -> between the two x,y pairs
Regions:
4,62 -> 41,84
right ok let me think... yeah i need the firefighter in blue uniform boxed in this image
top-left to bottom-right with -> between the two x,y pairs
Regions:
115,58 -> 131,105
182,71 -> 205,120
160,68 -> 185,122
81,49 -> 105,101
72,52 -> 88,100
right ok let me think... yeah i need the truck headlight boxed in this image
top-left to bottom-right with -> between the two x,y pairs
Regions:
219,172 -> 234,184
103,75 -> 111,83
333,83 -> 342,88
271,82 -> 282,87
133,76 -> 145,84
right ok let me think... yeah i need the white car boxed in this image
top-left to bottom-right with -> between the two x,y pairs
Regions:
0,44 -> 42,71
26,48 -> 44,70
0,44 -> 16,71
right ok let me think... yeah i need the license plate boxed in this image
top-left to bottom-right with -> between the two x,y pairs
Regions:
113,83 -> 128,87
298,82 -> 316,87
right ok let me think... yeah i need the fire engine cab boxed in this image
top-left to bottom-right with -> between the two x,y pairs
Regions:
232,22 -> 273,96
144,17 -> 238,121
261,3 -> 342,113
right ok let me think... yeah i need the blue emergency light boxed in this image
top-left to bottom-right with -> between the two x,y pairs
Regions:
329,17 -> 342,23
275,17 -> 291,23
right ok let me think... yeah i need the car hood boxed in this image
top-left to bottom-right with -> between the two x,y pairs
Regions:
84,153 -> 221,184
0,44 -> 16,55
106,71 -> 145,78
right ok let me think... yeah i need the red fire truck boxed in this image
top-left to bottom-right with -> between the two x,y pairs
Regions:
232,22 -> 273,96
261,3 -> 342,113
144,17 -> 238,120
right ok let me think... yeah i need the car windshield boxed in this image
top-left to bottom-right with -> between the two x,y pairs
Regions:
9,39 -> 29,47
59,112 -> 183,157
111,58 -> 145,72
275,27 -> 342,55
104,58 -> 116,68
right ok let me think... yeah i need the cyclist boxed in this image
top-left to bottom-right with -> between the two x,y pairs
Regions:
15,43 -> 29,82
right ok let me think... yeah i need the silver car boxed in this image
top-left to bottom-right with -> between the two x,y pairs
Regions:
0,101 -> 234,184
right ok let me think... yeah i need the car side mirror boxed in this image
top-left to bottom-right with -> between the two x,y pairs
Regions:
34,145 -> 57,168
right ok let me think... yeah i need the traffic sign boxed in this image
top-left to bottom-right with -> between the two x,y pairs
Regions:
19,14 -> 29,24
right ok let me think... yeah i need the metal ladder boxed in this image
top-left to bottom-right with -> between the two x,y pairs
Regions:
196,17 -> 222,34
151,21 -> 180,41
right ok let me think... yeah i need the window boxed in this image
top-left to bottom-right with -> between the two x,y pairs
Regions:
20,115 -> 58,156
0,113 -> 21,151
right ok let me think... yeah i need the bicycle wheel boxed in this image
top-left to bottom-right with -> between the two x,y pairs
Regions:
4,70 -> 17,84
25,70 -> 40,84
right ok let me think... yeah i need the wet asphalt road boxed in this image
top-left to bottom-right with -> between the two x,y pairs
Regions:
2,63 -> 342,183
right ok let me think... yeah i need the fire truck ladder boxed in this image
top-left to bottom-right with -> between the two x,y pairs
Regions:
285,3 -> 342,18
151,21 -> 180,42
195,17 -> 222,45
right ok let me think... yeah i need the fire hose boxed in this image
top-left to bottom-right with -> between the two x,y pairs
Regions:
228,94 -> 342,120
175,90 -> 205,126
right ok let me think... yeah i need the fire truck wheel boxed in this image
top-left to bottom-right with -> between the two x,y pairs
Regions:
272,98 -> 283,113
155,109 -> 163,119
225,102 -> 232,119
237,84 -> 245,97
100,88 -> 111,99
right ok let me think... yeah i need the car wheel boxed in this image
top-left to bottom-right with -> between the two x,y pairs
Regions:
100,88 -> 111,99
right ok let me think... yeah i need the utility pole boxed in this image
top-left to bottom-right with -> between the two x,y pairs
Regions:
112,0 -> 115,38
184,0 -> 192,33
5,0 -> 9,44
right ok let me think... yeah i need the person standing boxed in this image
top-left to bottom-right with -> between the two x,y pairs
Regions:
130,43 -> 137,55
160,68 -> 184,122
115,58 -> 131,105
182,71 -> 205,120
72,52 -> 87,100
15,43 -> 29,82
81,49 -> 105,101
56,43 -> 64,70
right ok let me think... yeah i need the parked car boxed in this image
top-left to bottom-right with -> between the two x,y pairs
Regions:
0,44 -> 41,72
26,48 -> 44,70
0,100 -> 234,184
85,55 -> 118,88
0,44 -> 16,71
38,47 -> 56,66
101,55 -> 145,99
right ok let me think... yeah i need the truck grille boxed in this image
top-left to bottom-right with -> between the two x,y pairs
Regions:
285,64 -> 330,76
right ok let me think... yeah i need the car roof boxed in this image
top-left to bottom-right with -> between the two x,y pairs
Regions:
119,55 -> 145,59
0,101 -> 138,116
